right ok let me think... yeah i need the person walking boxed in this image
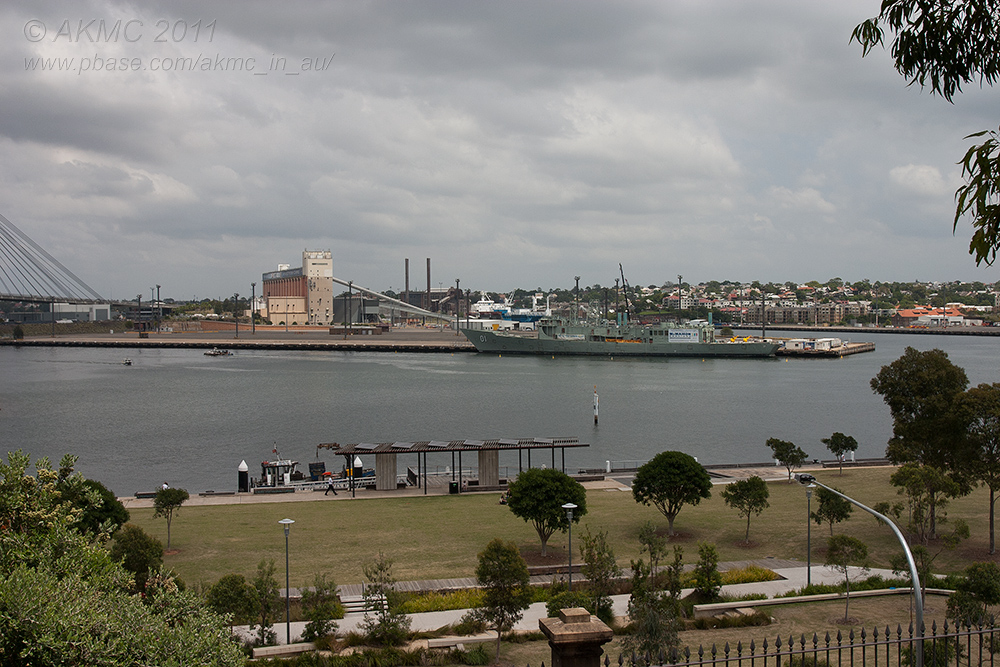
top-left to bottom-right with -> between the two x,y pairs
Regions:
325,477 -> 338,496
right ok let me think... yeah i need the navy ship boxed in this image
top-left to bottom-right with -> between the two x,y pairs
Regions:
462,316 -> 779,358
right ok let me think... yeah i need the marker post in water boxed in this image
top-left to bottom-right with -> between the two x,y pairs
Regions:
593,385 -> 599,425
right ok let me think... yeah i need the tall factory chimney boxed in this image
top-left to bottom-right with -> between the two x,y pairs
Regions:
404,258 -> 410,307
426,258 -> 431,311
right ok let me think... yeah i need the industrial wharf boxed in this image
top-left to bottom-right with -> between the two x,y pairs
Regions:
0,327 -> 477,353
0,327 -> 875,356
775,341 -> 876,358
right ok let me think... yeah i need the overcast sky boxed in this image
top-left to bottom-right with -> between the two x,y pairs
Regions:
3,1 -> 999,301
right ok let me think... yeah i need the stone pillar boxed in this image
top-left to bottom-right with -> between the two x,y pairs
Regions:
374,453 -> 397,491
539,608 -> 613,667
478,450 -> 499,487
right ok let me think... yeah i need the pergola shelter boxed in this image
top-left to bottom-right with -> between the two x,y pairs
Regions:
316,437 -> 588,495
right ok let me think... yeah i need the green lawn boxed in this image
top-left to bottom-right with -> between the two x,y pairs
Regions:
126,467 -> 996,590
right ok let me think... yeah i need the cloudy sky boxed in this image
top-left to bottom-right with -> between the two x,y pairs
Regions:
3,1 -> 998,301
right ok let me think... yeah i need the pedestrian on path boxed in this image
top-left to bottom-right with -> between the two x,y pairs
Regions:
325,477 -> 338,496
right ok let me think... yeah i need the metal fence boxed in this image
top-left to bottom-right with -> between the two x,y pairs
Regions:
544,621 -> 998,667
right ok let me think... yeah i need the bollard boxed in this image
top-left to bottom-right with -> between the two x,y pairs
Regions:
539,608 -> 613,667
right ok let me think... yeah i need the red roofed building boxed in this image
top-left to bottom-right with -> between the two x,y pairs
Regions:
891,306 -> 966,328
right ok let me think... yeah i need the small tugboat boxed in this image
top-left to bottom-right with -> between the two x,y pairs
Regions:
253,447 -> 379,493
122,358 -> 132,366
204,348 -> 232,356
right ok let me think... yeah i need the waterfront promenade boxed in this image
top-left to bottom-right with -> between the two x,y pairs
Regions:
2,325 -> 478,352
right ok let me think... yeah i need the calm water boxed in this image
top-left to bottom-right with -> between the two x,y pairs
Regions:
3,331 -> 1000,495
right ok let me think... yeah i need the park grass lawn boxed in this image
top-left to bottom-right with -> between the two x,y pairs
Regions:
125,467 -> 997,590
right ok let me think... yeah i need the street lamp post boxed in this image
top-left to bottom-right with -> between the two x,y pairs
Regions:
796,474 -> 923,667
806,483 -> 815,588
156,284 -> 161,332
251,282 -> 256,334
278,518 -> 295,645
234,292 -> 239,338
562,503 -> 577,591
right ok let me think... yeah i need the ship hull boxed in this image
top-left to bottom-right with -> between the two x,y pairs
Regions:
462,329 -> 778,358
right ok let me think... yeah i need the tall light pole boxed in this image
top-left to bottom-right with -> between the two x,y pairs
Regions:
796,474 -> 923,667
805,483 -> 815,588
278,518 -> 295,645
251,282 -> 256,334
233,292 -> 239,338
156,284 -> 161,332
562,503 -> 577,591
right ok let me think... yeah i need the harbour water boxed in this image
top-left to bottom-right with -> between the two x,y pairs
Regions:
3,330 -> 1000,496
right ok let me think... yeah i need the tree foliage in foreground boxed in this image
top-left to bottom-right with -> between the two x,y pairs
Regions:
721,475 -> 770,544
826,534 -> 870,623
624,553 -> 680,657
579,526 -> 622,624
361,552 -> 411,646
300,573 -> 341,642
206,573 -> 256,632
947,561 -> 1000,625
871,347 -> 972,539
821,432 -> 858,474
958,382 -> 1000,554
153,486 -> 189,550
766,438 -> 808,482
810,486 -> 853,536
632,451 -> 712,536
109,523 -> 163,591
506,467 -> 587,555
468,538 -> 532,663
853,0 -> 1000,266
0,450 -> 243,666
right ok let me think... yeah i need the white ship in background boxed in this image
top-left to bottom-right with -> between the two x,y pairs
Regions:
471,291 -> 551,323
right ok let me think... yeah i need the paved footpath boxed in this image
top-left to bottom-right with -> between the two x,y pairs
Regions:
235,562 -> 893,645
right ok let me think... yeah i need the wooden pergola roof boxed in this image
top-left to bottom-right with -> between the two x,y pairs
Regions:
316,436 -> 585,456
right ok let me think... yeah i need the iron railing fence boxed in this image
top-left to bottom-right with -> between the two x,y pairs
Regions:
537,621 -> 998,667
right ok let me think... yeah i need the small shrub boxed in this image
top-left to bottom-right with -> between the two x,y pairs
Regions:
399,589 -> 484,614
690,610 -> 770,630
452,615 -> 487,636
720,565 -> 779,585
692,543 -> 722,601
459,644 -> 491,666
530,586 -> 552,603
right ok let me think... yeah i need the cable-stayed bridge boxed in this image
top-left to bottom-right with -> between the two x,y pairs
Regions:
0,213 -> 105,304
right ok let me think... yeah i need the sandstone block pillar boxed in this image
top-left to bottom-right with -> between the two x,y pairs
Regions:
538,608 -> 613,667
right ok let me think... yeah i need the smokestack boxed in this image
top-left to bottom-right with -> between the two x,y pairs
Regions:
405,258 -> 409,306
426,258 -> 431,311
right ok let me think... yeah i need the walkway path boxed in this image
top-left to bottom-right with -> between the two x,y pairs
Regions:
238,562 -> 894,645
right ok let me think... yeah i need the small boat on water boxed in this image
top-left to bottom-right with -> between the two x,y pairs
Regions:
122,358 -> 132,366
204,348 -> 232,356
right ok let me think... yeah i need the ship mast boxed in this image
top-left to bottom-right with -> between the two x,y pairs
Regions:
618,264 -> 633,321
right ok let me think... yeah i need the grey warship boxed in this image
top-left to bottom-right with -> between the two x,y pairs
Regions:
462,316 -> 779,358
